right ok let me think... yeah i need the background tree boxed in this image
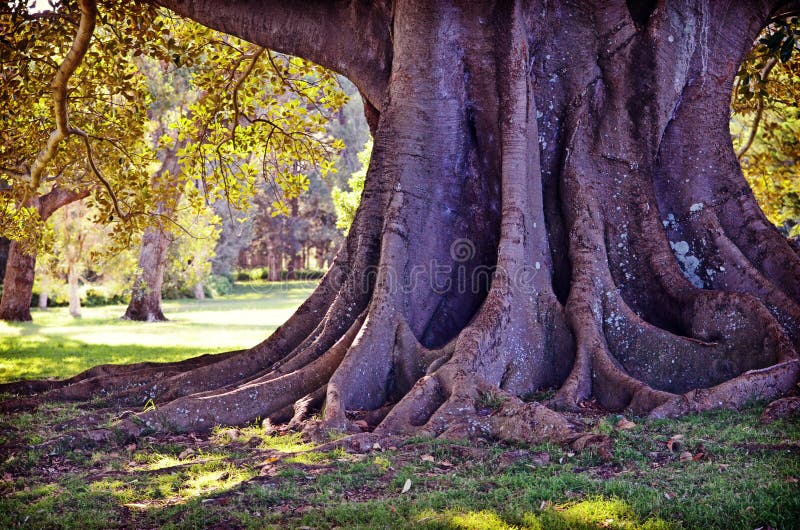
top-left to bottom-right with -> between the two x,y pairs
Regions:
5,0 -> 800,448
332,138 -> 371,234
121,17 -> 347,319
732,17 -> 800,237
0,0 -> 158,321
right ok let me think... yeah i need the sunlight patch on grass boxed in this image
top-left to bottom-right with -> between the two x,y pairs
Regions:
258,432 -> 315,453
448,510 -> 517,529
0,281 -> 315,382
182,464 -> 253,499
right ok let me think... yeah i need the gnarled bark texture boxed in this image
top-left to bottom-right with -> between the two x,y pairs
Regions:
5,0 -> 800,445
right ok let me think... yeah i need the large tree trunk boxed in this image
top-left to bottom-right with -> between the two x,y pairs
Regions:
8,0 -> 800,445
122,141 -> 183,322
0,187 -> 88,322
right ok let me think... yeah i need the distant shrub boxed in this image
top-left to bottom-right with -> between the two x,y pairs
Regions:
205,275 -> 233,297
84,288 -> 127,306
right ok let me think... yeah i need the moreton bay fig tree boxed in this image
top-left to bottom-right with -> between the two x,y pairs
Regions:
5,0 -> 800,446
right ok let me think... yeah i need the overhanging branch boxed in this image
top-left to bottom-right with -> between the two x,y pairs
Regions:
153,0 -> 391,113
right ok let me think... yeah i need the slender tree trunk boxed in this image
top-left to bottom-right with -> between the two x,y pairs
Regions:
267,248 -> 281,282
0,187 -> 88,322
38,290 -> 48,310
193,282 -> 205,300
67,264 -> 81,318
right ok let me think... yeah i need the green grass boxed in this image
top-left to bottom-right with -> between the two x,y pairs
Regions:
1,279 -> 798,528
0,280 -> 316,383
0,404 -> 797,529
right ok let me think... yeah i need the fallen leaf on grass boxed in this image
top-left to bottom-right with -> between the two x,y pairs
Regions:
679,451 -> 693,462
420,454 -> 435,463
616,417 -> 636,430
401,478 -> 412,494
666,434 -> 683,452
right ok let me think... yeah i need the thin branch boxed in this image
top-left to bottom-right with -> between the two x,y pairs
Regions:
231,46 -> 265,145
737,58 -> 778,160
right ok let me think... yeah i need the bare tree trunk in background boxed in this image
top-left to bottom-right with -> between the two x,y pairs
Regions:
193,282 -> 205,300
0,187 -> 88,322
38,288 -> 48,310
67,264 -> 81,318
267,247 -> 281,282
123,141 -> 184,322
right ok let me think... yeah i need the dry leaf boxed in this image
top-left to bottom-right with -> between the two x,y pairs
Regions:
401,478 -> 412,494
353,420 -> 369,431
679,451 -> 693,462
420,454 -> 435,463
616,417 -> 636,430
666,434 -> 684,452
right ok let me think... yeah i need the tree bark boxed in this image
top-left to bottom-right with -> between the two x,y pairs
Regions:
67,263 -> 81,318
267,249 -> 281,282
122,225 -> 171,322
0,237 -> 9,284
8,0 -> 800,446
38,290 -> 48,310
0,186 -> 88,322
122,141 -> 183,322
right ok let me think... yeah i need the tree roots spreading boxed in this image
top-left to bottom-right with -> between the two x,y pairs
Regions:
3,1 -> 800,450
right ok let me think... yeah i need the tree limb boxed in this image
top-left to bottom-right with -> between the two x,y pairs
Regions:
28,0 -> 96,191
153,0 -> 392,113
38,185 -> 90,221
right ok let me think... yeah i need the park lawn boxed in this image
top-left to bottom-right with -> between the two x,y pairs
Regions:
0,280 -> 316,383
1,279 -> 799,528
0,403 -> 798,529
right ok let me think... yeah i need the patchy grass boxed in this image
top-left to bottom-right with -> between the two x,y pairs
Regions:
0,280 -> 316,383
0,403 -> 797,529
